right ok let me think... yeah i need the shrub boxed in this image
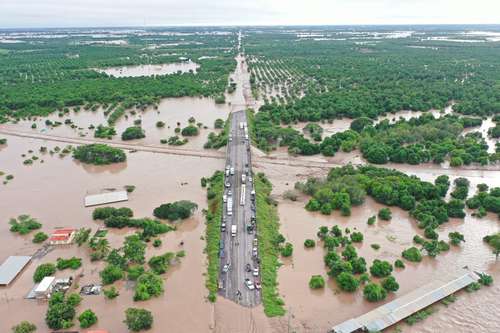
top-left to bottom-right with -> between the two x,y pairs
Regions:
11,321 -> 36,333
367,216 -> 376,225
73,144 -> 126,165
280,242 -> 293,257
153,200 -> 198,220
127,265 -> 145,281
309,275 -> 325,289
181,125 -> 199,136
9,215 -> 42,235
402,247 -> 423,262
78,309 -> 97,328
121,126 -> 145,140
94,125 -> 116,139
153,239 -> 162,247
214,118 -> 224,129
381,276 -> 399,292
378,208 -> 392,220
134,272 -> 164,301
350,232 -> 364,243
124,308 -> 153,331
32,231 -> 48,243
369,259 -> 393,278
56,257 -> 82,270
449,231 -> 465,246
156,121 -> 165,128
304,239 -> 316,248
478,273 -> 493,286
336,272 -> 360,292
363,282 -> 387,302
103,286 -> 120,299
33,263 -> 56,282
66,293 -> 82,307
394,259 -> 405,269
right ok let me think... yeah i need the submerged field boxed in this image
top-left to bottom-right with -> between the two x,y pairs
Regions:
1,25 -> 500,333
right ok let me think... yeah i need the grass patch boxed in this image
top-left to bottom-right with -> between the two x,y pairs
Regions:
246,108 -> 257,144
204,171 -> 224,302
255,172 -> 286,317
405,306 -> 436,325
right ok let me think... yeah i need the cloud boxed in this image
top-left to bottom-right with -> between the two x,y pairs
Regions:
0,0 -> 499,28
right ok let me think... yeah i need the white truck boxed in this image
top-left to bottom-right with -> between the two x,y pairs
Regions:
227,197 -> 233,216
231,224 -> 237,237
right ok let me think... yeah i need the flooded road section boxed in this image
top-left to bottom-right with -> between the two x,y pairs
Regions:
95,61 -> 200,78
254,161 -> 500,333
0,134 -> 223,332
1,96 -> 231,150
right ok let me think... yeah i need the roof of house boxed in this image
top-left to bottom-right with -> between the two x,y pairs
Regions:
34,276 -> 55,293
0,256 -> 32,285
84,190 -> 128,207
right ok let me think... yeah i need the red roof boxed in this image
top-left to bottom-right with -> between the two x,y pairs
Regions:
49,235 -> 70,241
52,228 -> 75,235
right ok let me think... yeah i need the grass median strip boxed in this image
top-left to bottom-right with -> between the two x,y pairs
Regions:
255,172 -> 286,316
204,171 -> 224,302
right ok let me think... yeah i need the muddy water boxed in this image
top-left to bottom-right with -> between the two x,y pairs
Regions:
255,161 -> 500,333
1,96 -> 231,150
0,134 -> 223,332
95,61 -> 200,78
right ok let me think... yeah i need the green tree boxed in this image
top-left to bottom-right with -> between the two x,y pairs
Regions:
153,200 -> 198,220
73,144 -> 126,165
363,282 -> 387,302
121,126 -> 146,140
103,286 -> 120,299
32,231 -> 48,243
280,242 -> 293,257
304,239 -> 316,248
336,272 -> 360,292
78,309 -> 97,328
100,265 -> 124,285
402,246 -> 423,262
124,308 -> 153,331
382,276 -> 399,292
134,272 -> 164,301
33,263 -> 56,282
369,259 -> 393,278
378,208 -> 392,220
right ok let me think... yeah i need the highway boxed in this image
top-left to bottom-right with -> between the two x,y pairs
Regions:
218,110 -> 261,307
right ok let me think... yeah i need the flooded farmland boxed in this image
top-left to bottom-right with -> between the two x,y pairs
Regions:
1,96 -> 231,150
95,61 -> 200,78
254,160 -> 500,333
0,134 -> 222,332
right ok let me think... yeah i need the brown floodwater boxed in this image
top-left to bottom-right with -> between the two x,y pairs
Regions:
254,161 -> 500,333
0,134 -> 223,332
1,96 -> 231,151
95,61 -> 200,78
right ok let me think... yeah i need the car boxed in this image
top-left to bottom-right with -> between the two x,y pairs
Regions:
221,223 -> 226,232
249,176 -> 253,183
229,135 -> 233,142
219,239 -> 224,250
253,268 -> 259,276
223,264 -> 230,273
252,247 -> 258,257
219,249 -> 225,258
254,279 -> 261,290
228,190 -> 232,196
245,263 -> 252,272
253,238 -> 258,246
225,182 -> 230,188
245,279 -> 255,290
225,165 -> 230,171
223,194 -> 227,203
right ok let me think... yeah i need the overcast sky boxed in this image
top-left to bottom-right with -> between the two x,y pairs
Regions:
1,0 -> 500,28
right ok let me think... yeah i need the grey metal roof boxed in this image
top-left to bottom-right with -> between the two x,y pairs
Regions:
84,190 -> 128,207
331,271 -> 479,333
0,256 -> 32,285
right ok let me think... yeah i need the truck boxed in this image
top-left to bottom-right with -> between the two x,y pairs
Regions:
240,184 -> 246,206
230,167 -> 235,175
227,197 -> 233,216
241,174 -> 246,183
231,224 -> 237,237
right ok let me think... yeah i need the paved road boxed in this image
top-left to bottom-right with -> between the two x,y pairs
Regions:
218,110 -> 261,307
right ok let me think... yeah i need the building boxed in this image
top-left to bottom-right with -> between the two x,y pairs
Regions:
84,190 -> 128,207
0,256 -> 32,286
49,228 -> 76,245
34,276 -> 55,298
331,271 -> 479,333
